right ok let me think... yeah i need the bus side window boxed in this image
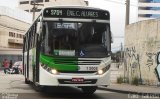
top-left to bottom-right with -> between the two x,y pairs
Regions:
25,33 -> 29,51
30,27 -> 33,48
28,29 -> 32,50
23,36 -> 26,52
105,26 -> 111,52
32,24 -> 36,47
36,21 -> 41,34
42,22 -> 46,40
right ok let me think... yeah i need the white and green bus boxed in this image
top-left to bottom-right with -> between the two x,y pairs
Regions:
23,6 -> 112,94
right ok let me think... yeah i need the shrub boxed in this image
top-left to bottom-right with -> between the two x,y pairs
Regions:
117,76 -> 123,84
132,77 -> 139,86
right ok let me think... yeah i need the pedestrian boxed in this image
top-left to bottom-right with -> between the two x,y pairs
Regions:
9,60 -> 13,68
2,59 -> 9,74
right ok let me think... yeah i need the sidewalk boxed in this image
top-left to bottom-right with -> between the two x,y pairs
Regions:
99,84 -> 160,94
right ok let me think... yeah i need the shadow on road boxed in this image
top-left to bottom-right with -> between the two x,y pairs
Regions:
38,86 -> 101,99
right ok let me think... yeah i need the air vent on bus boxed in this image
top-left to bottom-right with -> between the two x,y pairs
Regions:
54,58 -> 101,65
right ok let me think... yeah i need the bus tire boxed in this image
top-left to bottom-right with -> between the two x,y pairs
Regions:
81,86 -> 97,95
25,78 -> 30,84
33,84 -> 44,92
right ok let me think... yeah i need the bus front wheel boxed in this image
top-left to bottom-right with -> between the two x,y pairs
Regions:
81,86 -> 97,95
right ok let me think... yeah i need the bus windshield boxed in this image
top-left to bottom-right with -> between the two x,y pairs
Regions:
41,21 -> 111,58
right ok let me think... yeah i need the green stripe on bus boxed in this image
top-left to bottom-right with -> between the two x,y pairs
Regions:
40,54 -> 78,71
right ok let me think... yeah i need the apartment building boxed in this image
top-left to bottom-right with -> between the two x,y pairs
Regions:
19,0 -> 88,19
138,0 -> 160,21
0,6 -> 31,64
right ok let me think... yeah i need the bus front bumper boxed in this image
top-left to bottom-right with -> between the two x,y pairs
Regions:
39,66 -> 110,87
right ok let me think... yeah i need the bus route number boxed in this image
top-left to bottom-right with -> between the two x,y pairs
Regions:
87,67 -> 97,71
51,10 -> 63,16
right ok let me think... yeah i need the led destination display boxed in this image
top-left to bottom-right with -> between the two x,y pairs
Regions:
43,8 -> 110,20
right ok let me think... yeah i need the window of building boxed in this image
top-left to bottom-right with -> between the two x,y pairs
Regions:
16,34 -> 23,38
31,0 -> 43,4
9,32 -> 16,37
45,0 -> 49,2
147,0 -> 160,3
25,10 -> 29,12
30,9 -> 42,12
20,34 -> 22,38
9,32 -> 11,37
20,1 -> 29,4
9,32 -> 24,39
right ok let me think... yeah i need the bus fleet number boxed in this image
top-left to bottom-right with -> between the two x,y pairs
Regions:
86,67 -> 97,71
51,10 -> 63,16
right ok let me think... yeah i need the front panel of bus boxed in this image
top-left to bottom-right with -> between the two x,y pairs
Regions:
38,7 -> 112,86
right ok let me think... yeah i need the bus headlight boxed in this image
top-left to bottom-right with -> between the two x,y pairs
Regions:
51,69 -> 58,75
97,65 -> 110,75
41,64 -> 59,75
98,70 -> 104,75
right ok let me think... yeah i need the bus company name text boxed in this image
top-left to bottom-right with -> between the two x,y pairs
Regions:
51,9 -> 99,18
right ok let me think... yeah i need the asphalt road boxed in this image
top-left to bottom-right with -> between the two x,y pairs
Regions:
1,86 -> 129,99
0,71 -> 132,99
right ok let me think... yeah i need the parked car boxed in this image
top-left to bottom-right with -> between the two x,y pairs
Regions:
12,61 -> 23,74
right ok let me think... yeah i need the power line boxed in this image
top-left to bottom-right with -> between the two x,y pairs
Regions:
104,0 -> 138,6
104,0 -> 125,5
113,36 -> 124,38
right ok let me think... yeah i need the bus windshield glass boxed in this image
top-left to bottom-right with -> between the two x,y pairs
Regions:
41,21 -> 110,58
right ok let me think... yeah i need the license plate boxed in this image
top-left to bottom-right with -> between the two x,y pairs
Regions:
72,78 -> 84,83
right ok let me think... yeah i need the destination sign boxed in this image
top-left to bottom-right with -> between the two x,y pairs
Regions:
43,8 -> 110,20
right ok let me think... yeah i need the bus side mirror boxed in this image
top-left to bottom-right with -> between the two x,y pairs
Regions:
157,52 -> 160,64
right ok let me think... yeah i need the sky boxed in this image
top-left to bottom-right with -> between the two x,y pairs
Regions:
0,0 -> 19,8
0,0 -> 138,52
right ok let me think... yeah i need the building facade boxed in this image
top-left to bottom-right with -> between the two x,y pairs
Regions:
138,0 -> 160,21
0,6 -> 31,64
125,19 -> 160,85
18,0 -> 88,20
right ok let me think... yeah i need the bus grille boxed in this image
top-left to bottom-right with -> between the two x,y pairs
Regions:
58,79 -> 97,84
54,58 -> 101,65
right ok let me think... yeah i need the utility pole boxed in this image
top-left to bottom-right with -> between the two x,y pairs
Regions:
31,1 -> 44,21
125,0 -> 130,26
124,0 -> 130,83
121,42 -> 123,63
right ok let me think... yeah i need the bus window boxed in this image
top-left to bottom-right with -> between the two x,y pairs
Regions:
41,21 -> 110,57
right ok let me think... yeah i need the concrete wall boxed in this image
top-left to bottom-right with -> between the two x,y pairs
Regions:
125,19 -> 160,85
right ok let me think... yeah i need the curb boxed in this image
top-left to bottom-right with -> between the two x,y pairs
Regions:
98,86 -> 160,95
